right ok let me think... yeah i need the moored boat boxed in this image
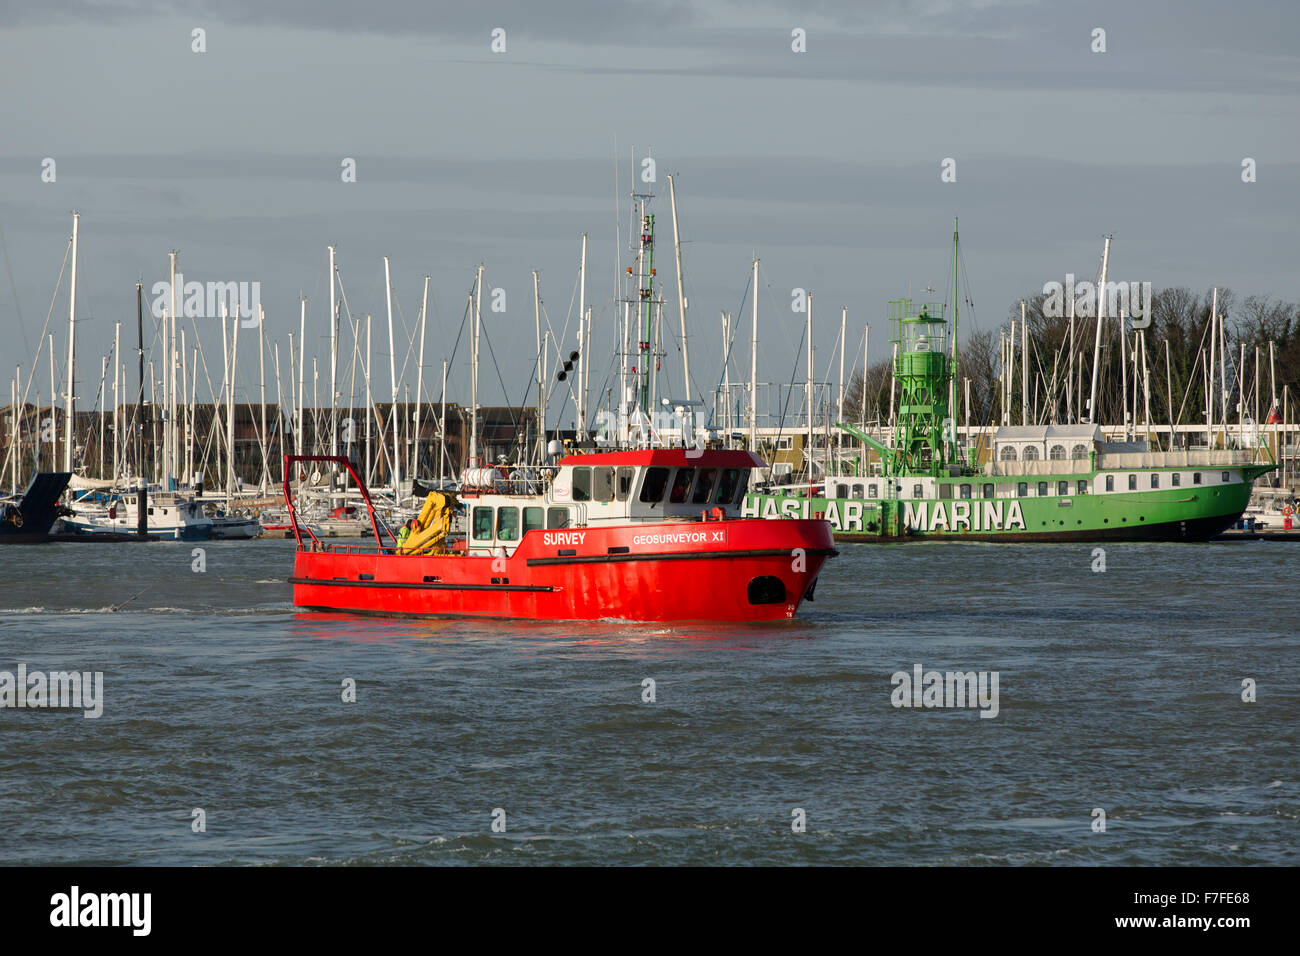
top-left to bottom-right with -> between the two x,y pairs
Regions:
0,473 -> 73,544
60,490 -> 213,541
285,450 -> 836,622
746,227 -> 1276,542
208,511 -> 260,539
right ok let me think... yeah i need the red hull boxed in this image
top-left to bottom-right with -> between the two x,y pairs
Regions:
291,518 -> 835,622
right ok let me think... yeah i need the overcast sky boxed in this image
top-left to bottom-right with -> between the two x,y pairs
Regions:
1,0 -> 1297,423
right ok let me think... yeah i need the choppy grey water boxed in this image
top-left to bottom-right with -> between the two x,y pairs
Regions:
0,538 -> 1295,866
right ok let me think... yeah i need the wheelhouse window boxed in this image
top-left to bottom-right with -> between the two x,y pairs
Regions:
616,466 -> 635,501
715,469 -> 740,504
523,507 -> 544,533
639,467 -> 670,502
496,506 -> 520,541
669,468 -> 695,504
732,471 -> 750,503
572,466 -> 592,502
546,507 -> 570,529
472,507 -> 494,540
692,469 -> 718,505
592,466 -> 614,502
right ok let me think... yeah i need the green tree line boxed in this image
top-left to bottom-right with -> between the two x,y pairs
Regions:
843,288 -> 1300,432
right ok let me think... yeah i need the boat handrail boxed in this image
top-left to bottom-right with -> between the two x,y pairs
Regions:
282,454 -> 390,551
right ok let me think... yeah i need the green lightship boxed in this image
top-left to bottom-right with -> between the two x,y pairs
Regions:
744,227 -> 1275,542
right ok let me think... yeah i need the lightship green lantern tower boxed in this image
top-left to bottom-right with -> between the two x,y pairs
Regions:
889,297 -> 952,477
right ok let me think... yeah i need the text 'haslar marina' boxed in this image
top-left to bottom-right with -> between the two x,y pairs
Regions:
743,497 -> 1026,533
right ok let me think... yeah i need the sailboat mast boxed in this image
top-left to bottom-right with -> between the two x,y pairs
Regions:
134,285 -> 147,533
1067,295 -> 1075,423
668,175 -> 690,402
1021,301 -> 1029,426
1217,288 -> 1228,448
1142,330 -> 1150,444
806,293 -> 814,483
719,312 -> 728,433
838,306 -> 846,472
10,375 -> 16,493
135,284 -> 144,481
328,244 -> 338,465
862,323 -> 869,427
298,295 -> 306,456
1087,236 -> 1110,423
749,257 -> 758,451
64,212 -> 80,472
949,218 -> 959,461
384,257 -> 399,488
112,321 -> 121,479
272,342 -> 283,483
577,235 -> 587,434
416,276 -> 428,476
228,309 -> 239,499
1120,304 -> 1129,440
439,359 -> 447,484
258,304 -> 268,491
533,270 -> 543,462
1239,342 -> 1247,448
1254,346 -> 1261,435
180,327 -> 189,484
189,345 -> 198,485
1207,290 -> 1216,445
365,314 -> 373,485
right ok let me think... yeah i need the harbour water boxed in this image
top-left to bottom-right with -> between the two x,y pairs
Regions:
1,539 -> 1295,865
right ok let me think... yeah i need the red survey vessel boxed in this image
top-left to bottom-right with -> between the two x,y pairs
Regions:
285,450 -> 836,622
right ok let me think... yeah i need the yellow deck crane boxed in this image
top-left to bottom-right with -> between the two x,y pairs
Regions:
397,490 -> 460,555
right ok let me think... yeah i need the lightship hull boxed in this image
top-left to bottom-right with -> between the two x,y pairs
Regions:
745,471 -> 1265,543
